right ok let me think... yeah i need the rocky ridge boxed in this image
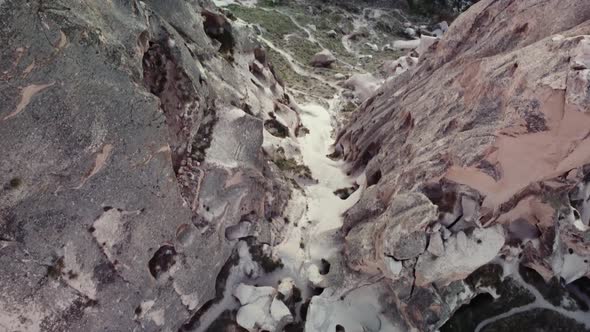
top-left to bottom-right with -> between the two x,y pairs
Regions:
336,0 -> 590,330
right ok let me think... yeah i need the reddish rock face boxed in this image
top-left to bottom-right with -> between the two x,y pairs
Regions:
337,0 -> 590,329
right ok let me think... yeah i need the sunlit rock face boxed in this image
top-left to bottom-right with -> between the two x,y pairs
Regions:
0,0 -> 294,331
337,0 -> 590,330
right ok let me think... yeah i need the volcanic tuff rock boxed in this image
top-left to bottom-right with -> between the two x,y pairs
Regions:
337,0 -> 590,330
0,0 -> 296,331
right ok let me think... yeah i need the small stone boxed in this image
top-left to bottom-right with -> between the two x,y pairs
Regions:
365,43 -> 379,51
404,27 -> 417,38
384,256 -> 403,276
427,232 -> 445,257
233,283 -> 275,305
270,296 -> 293,323
307,264 -> 327,287
334,73 -> 346,80
277,278 -> 295,298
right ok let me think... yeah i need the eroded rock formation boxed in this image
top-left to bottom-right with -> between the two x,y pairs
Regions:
337,0 -> 590,330
0,0 -> 295,331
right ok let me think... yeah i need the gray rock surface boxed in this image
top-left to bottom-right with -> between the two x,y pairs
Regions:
0,1 -> 293,331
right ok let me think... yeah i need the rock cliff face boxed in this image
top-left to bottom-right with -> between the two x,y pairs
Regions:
0,1 -> 293,331
337,0 -> 590,330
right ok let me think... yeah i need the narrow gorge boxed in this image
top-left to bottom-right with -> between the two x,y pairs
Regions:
1,1 -> 590,332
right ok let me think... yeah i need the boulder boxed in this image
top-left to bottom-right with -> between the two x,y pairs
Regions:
404,27 -> 417,38
415,226 -> 505,286
392,39 -> 421,50
416,35 -> 439,56
343,73 -> 382,102
327,30 -> 338,38
310,49 -> 337,68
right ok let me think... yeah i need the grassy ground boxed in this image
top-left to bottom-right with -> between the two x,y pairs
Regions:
226,1 -> 411,100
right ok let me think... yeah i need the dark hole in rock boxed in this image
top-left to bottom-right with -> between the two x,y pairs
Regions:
366,169 -> 382,186
6,177 -> 22,189
203,310 -> 246,332
102,206 -> 113,212
264,119 -> 289,138
508,218 -> 541,241
284,322 -> 304,332
295,124 -> 310,137
335,324 -> 346,332
567,277 -> 590,311
273,156 -> 313,180
202,10 -> 235,55
333,184 -> 359,200
148,245 -> 177,279
224,222 -> 252,241
311,287 -> 325,296
242,102 -> 253,115
420,182 -> 457,214
327,145 -> 343,160
356,142 -> 380,171
254,46 -> 267,65
319,259 -> 331,275
569,248 -> 574,254
247,239 -> 284,273
47,257 -> 65,279
134,305 -> 142,316
573,209 -> 581,219
67,270 -> 78,279
300,299 -> 311,321
291,286 -> 303,304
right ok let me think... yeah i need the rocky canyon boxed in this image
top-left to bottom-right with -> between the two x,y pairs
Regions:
1,0 -> 590,331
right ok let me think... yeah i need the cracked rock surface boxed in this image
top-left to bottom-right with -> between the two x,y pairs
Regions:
337,0 -> 590,330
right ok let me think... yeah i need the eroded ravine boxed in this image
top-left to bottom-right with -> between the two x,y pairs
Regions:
191,2 -> 408,331
190,98 -> 400,331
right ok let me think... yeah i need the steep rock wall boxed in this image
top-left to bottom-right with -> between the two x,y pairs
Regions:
337,0 -> 590,329
0,0 -> 292,331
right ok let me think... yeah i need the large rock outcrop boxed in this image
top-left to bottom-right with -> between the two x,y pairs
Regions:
0,1 -> 295,331
337,0 -> 590,330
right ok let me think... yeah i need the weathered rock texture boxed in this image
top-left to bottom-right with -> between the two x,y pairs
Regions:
337,0 -> 590,330
0,0 -> 295,331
